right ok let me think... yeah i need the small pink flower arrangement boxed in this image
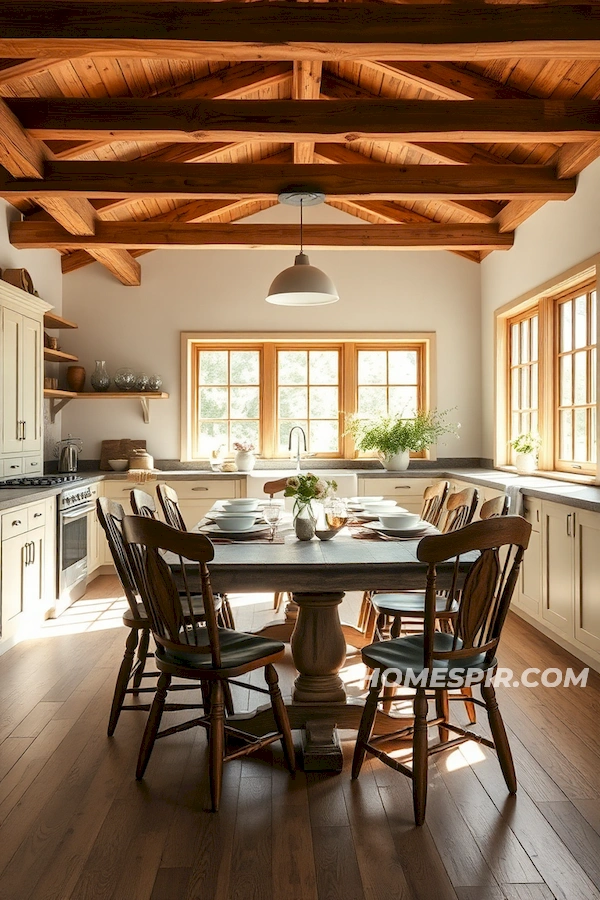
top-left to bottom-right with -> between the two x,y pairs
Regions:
233,441 -> 255,452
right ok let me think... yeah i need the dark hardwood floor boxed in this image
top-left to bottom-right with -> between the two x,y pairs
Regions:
0,575 -> 598,900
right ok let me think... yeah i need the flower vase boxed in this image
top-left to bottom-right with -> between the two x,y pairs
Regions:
235,450 -> 256,472
379,449 -> 410,471
515,452 -> 536,475
90,360 -> 110,392
294,504 -> 316,541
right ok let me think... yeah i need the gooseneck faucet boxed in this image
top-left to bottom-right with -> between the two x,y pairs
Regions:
288,425 -> 307,473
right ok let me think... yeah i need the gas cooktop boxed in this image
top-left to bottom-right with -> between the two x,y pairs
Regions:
0,474 -> 83,488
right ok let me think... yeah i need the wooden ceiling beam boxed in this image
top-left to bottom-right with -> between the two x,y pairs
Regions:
0,97 -> 140,285
362,61 -> 534,102
0,161 -> 574,202
10,221 -> 513,252
0,3 -> 598,61
10,98 -> 599,144
49,61 -> 292,161
313,141 -> 503,222
320,71 -> 513,169
293,61 -> 322,165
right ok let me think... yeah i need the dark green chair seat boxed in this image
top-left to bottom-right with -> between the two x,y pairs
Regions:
372,592 -> 458,617
362,631 -> 494,685
158,628 -> 285,674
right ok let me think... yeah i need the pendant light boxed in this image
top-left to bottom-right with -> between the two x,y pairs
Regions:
266,191 -> 339,306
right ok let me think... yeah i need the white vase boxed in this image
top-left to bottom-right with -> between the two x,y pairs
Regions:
379,449 -> 410,472
234,450 -> 256,472
515,452 -> 536,475
294,503 -> 316,541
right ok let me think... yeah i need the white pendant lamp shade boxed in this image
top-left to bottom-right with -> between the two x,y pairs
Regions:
266,252 -> 339,306
265,190 -> 339,306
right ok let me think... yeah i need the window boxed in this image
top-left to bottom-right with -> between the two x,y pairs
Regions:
182,333 -> 433,461
499,275 -> 597,476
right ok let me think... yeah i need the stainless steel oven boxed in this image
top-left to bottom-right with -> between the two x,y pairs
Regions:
57,482 -> 94,614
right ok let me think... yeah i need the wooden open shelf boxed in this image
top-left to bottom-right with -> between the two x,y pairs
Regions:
43,348 -> 79,363
44,389 -> 169,423
44,312 -> 78,330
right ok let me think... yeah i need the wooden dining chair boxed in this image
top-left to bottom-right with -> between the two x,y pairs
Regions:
357,480 -> 450,633
121,515 -> 295,811
480,494 -> 510,519
156,482 -> 235,628
96,497 -> 205,736
352,515 -> 532,825
130,488 -> 158,519
264,478 -> 289,612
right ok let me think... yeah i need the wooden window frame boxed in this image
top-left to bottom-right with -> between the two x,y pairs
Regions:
181,332 -> 435,462
495,259 -> 599,479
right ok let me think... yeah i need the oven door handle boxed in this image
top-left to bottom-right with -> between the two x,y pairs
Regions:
61,504 -> 96,519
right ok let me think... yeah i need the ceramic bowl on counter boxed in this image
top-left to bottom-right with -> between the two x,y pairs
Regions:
378,512 -> 421,529
108,459 -> 129,472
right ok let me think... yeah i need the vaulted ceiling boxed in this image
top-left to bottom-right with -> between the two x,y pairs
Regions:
1,2 -> 600,285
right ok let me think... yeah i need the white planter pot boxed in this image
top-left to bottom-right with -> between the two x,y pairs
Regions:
515,452 -> 536,475
379,449 -> 410,472
234,450 -> 256,472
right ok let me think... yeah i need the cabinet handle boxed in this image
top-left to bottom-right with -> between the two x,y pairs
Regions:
22,421 -> 26,440
30,541 -> 35,564
12,519 -> 22,527
9,465 -> 19,470
394,485 -> 411,490
34,512 -> 42,518
566,513 -> 573,537
192,487 -> 209,492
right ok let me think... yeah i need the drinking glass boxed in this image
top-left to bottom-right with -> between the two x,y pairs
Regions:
263,503 -> 281,541
325,498 -> 349,530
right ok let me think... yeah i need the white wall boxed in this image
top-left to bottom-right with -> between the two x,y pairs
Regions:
0,199 -> 63,459
61,203 -> 481,461
480,157 -> 600,459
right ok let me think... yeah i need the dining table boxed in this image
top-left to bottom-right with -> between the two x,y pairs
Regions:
181,506 -> 473,771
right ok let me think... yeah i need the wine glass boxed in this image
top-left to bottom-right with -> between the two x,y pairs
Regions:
325,498 -> 349,530
263,502 -> 281,541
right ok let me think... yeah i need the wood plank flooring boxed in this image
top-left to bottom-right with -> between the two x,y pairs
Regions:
0,575 -> 598,900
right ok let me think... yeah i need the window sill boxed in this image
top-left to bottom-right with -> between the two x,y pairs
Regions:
495,465 -> 597,486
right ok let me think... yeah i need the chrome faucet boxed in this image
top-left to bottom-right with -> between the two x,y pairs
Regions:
288,426 -> 307,473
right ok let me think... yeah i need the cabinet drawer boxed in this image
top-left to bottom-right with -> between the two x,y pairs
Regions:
359,477 -> 431,498
27,502 -> 46,529
2,508 -> 28,539
3,457 -> 23,476
163,479 -> 241,500
23,456 -> 42,475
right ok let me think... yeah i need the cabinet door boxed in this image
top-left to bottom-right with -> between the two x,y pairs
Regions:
1,534 -> 26,633
23,527 -> 44,613
541,502 -> 575,636
574,510 -> 600,654
515,498 -> 542,617
1,307 -> 22,454
20,315 -> 42,452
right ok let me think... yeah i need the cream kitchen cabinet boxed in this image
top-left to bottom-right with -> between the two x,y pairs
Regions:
0,497 -> 55,647
573,509 -> 600,656
98,476 -> 244,566
357,476 -> 434,514
514,496 -> 542,617
0,282 -> 50,476
86,481 -> 103,575
541,500 -> 576,637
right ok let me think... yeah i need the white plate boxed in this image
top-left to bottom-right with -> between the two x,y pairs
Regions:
348,496 -> 383,504
365,520 -> 431,537
201,523 -> 271,539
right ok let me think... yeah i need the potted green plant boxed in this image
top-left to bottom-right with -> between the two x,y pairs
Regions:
346,409 -> 459,471
510,432 -> 541,475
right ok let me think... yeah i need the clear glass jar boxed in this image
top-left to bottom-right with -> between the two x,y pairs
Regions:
90,360 -> 110,392
114,367 -> 136,392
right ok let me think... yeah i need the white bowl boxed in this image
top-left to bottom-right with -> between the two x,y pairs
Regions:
360,499 -> 398,509
349,495 -> 383,504
108,459 -> 129,472
378,512 -> 421,529
213,511 -> 259,522
214,515 -> 256,532
222,499 -> 259,511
